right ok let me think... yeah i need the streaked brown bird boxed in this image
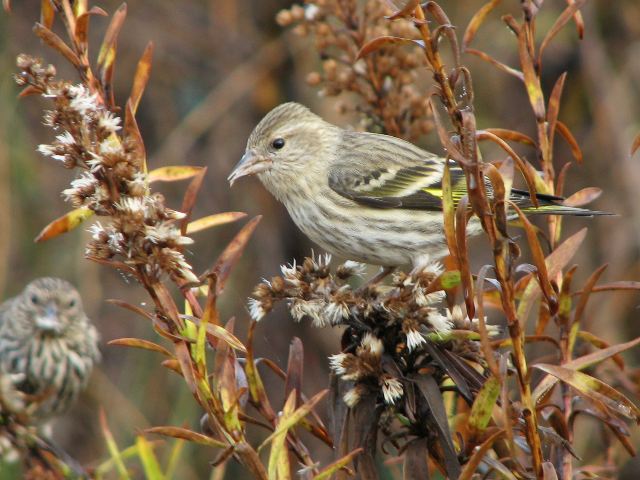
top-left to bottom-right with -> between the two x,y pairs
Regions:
229,102 -> 606,270
0,278 -> 99,420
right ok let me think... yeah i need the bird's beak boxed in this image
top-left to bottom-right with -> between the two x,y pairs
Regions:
228,150 -> 270,186
36,305 -> 62,333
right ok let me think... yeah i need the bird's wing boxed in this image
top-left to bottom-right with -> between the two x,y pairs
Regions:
328,131 -> 468,211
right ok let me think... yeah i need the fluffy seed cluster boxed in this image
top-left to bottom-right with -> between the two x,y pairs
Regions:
277,1 -> 433,140
249,255 -> 496,407
15,55 -> 197,284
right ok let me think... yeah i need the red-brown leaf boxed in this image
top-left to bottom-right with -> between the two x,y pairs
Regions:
556,121 -> 583,164
33,23 -> 81,66
357,36 -> 424,60
209,216 -> 262,295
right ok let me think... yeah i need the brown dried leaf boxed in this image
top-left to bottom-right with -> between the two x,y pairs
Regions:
483,128 -> 535,146
174,341 -> 197,395
245,321 -> 276,420
455,196 -> 474,318
476,130 -> 539,206
284,337 -> 303,407
556,121 -> 583,164
35,207 -> 94,242
385,0 -> 420,19
459,429 -> 505,480
534,363 -> 640,422
74,7 -> 108,52
465,48 -> 524,81
96,3 -> 127,107
108,338 -> 172,357
208,216 -> 262,295
179,167 -> 207,235
547,72 -> 567,152
539,0 -> 586,65
33,23 -> 81,66
533,336 -> 640,404
572,264 -> 607,328
462,0 -> 501,49
129,41 -> 154,116
106,298 -> 153,321
124,99 -> 146,171
509,202 -> 557,313
144,426 -> 225,449
562,187 -> 602,207
357,36 -> 424,60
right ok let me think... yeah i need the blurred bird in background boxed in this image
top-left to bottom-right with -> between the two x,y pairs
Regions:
0,278 -> 99,422
229,102 -> 607,272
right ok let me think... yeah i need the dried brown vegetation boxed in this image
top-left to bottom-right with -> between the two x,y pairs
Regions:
2,0 -> 640,479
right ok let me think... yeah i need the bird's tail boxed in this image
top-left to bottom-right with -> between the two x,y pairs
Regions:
510,189 -> 612,217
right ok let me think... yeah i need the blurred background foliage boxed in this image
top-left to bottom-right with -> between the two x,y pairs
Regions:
1,0 -> 639,478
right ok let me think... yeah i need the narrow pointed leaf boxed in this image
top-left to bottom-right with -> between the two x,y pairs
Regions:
562,187 -> 602,207
129,42 -> 154,115
556,121 -> 583,164
459,429 -> 505,480
357,36 -> 424,60
108,338 -> 172,357
533,336 -> 640,403
539,0 -> 586,64
148,165 -> 204,183
35,207 -> 94,242
184,315 -> 246,352
483,128 -> 535,146
314,448 -> 361,480
144,426 -> 225,448
97,3 -> 127,107
466,48 -> 523,81
99,409 -> 130,480
533,363 -> 640,422
386,0 -> 420,19
208,216 -> 262,294
33,23 -> 81,66
462,0 -> 501,48
136,436 -> 165,480
469,375 -> 500,432
186,212 -> 247,234
517,228 -> 587,322
259,389 -> 328,451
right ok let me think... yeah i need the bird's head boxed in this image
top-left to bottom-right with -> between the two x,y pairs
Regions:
228,102 -> 336,200
21,277 -> 84,336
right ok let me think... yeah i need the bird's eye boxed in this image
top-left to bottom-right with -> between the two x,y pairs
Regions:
68,299 -> 76,308
272,138 -> 285,150
30,295 -> 39,305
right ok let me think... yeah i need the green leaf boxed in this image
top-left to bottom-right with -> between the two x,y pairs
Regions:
469,375 -> 501,432
136,436 -> 165,480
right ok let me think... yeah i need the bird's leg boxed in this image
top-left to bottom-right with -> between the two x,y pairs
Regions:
357,265 -> 396,293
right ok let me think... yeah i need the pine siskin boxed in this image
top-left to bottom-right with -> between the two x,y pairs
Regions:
0,278 -> 99,420
229,102 -> 606,267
